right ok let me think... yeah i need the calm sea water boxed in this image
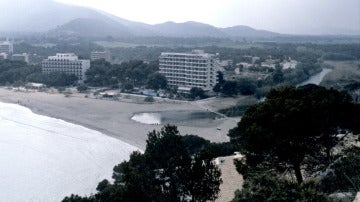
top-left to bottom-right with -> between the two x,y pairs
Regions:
0,102 -> 138,202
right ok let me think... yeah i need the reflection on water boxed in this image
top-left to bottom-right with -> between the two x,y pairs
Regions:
297,68 -> 333,86
131,112 -> 161,124
131,111 -> 220,125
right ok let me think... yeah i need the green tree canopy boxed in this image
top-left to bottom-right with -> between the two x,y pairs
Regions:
85,60 -> 159,88
230,85 -> 360,184
146,73 -> 167,90
221,81 -> 238,97
232,173 -> 329,202
190,87 -> 206,99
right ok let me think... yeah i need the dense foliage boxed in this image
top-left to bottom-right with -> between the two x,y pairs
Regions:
232,174 -> 329,202
214,78 -> 258,97
229,85 -> 360,184
85,59 -> 161,90
146,73 -> 167,90
28,72 -> 78,87
0,60 -> 39,85
190,87 -> 207,99
227,85 -> 360,201
0,60 -> 78,87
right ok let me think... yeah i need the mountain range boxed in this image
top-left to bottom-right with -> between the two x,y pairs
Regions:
0,0 -> 281,39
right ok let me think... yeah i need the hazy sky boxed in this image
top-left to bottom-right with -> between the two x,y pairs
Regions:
57,0 -> 359,35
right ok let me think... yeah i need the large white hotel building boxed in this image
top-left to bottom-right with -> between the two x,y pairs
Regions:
159,50 -> 219,92
42,53 -> 90,82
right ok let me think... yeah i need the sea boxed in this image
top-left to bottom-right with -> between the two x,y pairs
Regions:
0,102 -> 139,202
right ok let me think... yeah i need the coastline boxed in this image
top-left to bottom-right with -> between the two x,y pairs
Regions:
0,88 -> 238,150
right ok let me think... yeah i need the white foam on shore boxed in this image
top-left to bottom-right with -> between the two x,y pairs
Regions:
0,102 -> 139,202
131,112 -> 161,125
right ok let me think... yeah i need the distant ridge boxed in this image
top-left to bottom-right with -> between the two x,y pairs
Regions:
0,0 -> 282,39
49,18 -> 132,37
221,25 -> 279,38
151,21 -> 227,38
50,17 -> 282,39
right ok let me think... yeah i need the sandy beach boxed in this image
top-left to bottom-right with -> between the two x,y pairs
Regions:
0,88 -> 239,150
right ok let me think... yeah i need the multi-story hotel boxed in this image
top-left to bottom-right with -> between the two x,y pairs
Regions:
91,51 -> 111,62
42,53 -> 90,82
0,40 -> 13,55
159,50 -> 219,92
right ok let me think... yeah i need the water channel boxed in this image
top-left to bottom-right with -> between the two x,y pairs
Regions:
297,68 -> 333,86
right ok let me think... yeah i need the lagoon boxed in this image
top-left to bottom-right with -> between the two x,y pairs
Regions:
131,111 -> 221,125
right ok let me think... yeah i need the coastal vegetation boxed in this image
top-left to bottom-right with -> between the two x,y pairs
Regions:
0,59 -> 78,87
84,59 -> 162,91
229,85 -> 360,201
60,85 -> 360,201
63,125 -> 225,202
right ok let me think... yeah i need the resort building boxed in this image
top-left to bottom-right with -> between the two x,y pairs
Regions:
0,40 -> 13,55
0,52 -> 8,60
159,50 -> 219,92
12,53 -> 29,63
41,53 -> 90,82
91,51 -> 111,62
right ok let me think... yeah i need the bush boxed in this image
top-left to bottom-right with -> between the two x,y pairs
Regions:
144,96 -> 154,102
232,174 -> 329,202
77,84 -> 88,93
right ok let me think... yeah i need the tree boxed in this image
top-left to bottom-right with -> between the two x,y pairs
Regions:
77,84 -> 88,93
144,96 -> 155,102
146,73 -> 167,90
41,72 -> 78,87
221,81 -> 238,97
85,60 -> 112,86
85,60 -> 159,88
144,125 -> 221,201
213,83 -> 221,93
190,87 -> 206,99
272,67 -> 284,84
216,71 -> 225,85
63,125 -> 222,202
232,174 -> 329,202
230,85 -> 360,184
237,79 -> 257,95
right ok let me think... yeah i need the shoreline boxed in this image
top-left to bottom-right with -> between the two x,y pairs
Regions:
0,88 -> 238,150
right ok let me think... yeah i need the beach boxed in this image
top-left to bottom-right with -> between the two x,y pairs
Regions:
0,88 -> 239,150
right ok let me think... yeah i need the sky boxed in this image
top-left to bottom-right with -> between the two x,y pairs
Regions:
54,0 -> 360,35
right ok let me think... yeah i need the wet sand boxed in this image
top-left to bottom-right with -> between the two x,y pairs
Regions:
0,88 -> 239,150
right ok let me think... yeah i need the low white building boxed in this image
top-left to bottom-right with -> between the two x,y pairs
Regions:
12,53 -> 29,63
0,52 -> 8,60
91,51 -> 111,62
281,60 -> 298,69
42,53 -> 90,82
